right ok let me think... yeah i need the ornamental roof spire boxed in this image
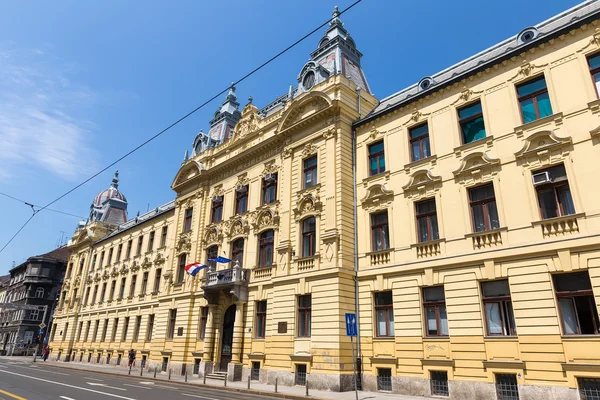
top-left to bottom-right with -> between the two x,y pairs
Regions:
111,170 -> 119,189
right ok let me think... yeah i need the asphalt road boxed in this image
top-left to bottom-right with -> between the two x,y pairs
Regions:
0,358 -> 276,400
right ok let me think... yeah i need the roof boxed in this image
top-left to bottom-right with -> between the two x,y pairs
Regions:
355,0 -> 600,127
9,246 -> 69,273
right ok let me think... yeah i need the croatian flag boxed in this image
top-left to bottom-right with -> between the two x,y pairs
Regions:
208,256 -> 232,264
184,262 -> 208,277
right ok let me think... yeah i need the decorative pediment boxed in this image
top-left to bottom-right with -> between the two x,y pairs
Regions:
402,170 -> 442,198
130,261 -> 140,273
453,152 -> 500,184
176,234 -> 192,254
251,208 -> 280,232
211,186 -> 224,199
515,130 -> 572,167
141,257 -> 152,269
235,173 -> 250,188
119,264 -> 129,275
301,142 -> 318,158
204,225 -> 222,245
110,266 -> 120,278
102,270 -> 110,281
62,280 -> 71,290
233,112 -> 259,141
172,161 -> 204,190
360,184 -> 394,211
403,108 -> 430,126
226,217 -> 250,238
262,161 -> 279,177
508,60 -> 548,81
93,272 -> 101,283
154,253 -> 166,266
293,193 -> 322,220
278,92 -> 332,132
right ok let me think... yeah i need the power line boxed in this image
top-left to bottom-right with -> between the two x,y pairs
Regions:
0,191 -> 87,219
0,0 -> 363,254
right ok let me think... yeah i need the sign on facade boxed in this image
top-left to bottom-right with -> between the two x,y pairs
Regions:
345,313 -> 357,337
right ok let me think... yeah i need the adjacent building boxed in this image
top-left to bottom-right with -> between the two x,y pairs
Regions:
50,2 -> 600,399
0,247 -> 68,355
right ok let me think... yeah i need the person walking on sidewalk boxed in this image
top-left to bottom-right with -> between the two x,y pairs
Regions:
42,346 -> 50,362
128,349 -> 136,368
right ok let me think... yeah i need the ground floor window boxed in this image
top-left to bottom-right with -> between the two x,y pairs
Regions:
295,364 -> 307,386
495,374 -> 519,400
141,355 -> 146,369
430,371 -> 449,396
193,359 -> 200,375
87,353 -> 92,363
377,368 -> 392,391
106,354 -> 111,364
79,353 -> 83,362
579,378 -> 600,400
251,361 -> 260,381
96,353 -> 101,364
117,354 -> 122,366
162,357 -> 168,372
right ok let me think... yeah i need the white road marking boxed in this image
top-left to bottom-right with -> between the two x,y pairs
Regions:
60,396 -> 76,400
182,394 -> 220,400
87,382 -> 126,391
138,381 -> 154,385
0,365 -> 7,368
11,364 -> 69,375
0,369 -> 136,400
123,384 -> 151,390
84,377 -> 103,381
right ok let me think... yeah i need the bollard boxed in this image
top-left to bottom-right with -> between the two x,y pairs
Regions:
275,377 -> 278,393
185,371 -> 188,382
140,366 -> 143,377
128,365 -> 132,375
306,377 -> 309,396
168,369 -> 172,380
224,374 -> 227,387
247,375 -> 251,389
154,367 -> 157,378
203,373 -> 206,385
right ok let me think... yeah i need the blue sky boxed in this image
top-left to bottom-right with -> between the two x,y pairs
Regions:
0,0 -> 579,273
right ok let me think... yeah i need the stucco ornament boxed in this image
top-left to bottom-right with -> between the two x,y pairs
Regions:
301,142 -> 318,158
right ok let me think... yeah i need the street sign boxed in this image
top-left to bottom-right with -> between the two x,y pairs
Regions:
345,313 -> 357,337
39,323 -> 46,329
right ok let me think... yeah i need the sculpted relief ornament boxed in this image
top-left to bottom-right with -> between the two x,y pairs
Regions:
402,170 -> 442,200
234,112 -> 259,141
360,184 -> 394,211
301,142 -> 318,158
514,130 -> 572,167
251,208 -> 280,232
293,193 -> 322,220
453,152 -> 500,185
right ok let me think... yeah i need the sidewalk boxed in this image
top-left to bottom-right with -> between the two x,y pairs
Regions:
1,356 -> 434,400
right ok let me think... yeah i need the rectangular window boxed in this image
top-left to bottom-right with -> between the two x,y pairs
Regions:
469,184 -> 500,232
63,323 -> 69,339
409,123 -> 430,162
251,361 -> 261,381
262,173 -> 278,204
167,309 -> 177,339
160,226 -> 168,247
553,271 -> 599,335
176,254 -> 187,284
256,301 -> 267,339
92,254 -> 97,271
371,211 -> 390,251
578,377 -> 600,400
84,321 -> 91,342
184,208 -> 193,232
198,307 -> 208,340
66,262 -> 73,279
368,141 -> 386,176
116,244 -> 122,261
108,248 -> 113,264
458,101 -> 486,144
147,314 -> 155,340
482,280 -> 516,336
416,199 -> 439,242
235,186 -> 249,214
431,371 -> 449,397
141,272 -> 149,295
303,156 -> 318,189
101,319 -> 108,342
76,321 -> 83,342
533,164 -> 575,219
109,280 -> 116,301
148,231 -> 155,252
517,76 -> 553,123
136,236 -> 144,255
211,196 -> 223,223
119,277 -> 126,299
375,291 -> 395,337
423,286 -> 448,337
495,374 -> 519,400
129,275 -> 137,297
92,320 -> 99,342
99,252 -> 105,268
133,315 -> 142,342
154,268 -> 162,293
111,318 -> 119,342
100,282 -> 107,303
122,316 -> 129,341
589,53 -> 600,98
193,359 -> 201,375
295,364 -> 307,386
92,285 -> 98,304
301,217 -> 316,257
84,287 -> 90,305
126,240 -> 132,258
377,368 -> 392,391
297,295 -> 311,337
258,230 -> 274,268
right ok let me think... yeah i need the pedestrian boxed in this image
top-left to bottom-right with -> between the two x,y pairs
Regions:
43,346 -> 50,362
128,349 -> 135,368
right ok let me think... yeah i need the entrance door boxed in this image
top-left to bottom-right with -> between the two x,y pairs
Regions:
219,305 -> 236,371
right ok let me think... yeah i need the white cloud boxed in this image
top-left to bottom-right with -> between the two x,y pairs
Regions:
0,47 -> 98,181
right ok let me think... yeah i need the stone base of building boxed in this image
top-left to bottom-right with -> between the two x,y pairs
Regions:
362,375 -> 432,397
238,367 -> 355,392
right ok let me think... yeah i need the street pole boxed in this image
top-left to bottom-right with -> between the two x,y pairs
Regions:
33,305 -> 48,363
351,336 -> 358,400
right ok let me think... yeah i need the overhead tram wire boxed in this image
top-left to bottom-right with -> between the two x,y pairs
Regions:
0,191 -> 87,219
0,0 -> 364,255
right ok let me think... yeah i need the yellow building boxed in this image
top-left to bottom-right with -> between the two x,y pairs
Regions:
49,2 -> 600,398
354,1 -> 600,398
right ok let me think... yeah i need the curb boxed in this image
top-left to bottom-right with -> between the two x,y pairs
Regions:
32,361 -> 327,400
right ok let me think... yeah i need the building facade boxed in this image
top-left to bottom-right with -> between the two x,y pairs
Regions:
49,2 -> 600,399
0,247 -> 68,355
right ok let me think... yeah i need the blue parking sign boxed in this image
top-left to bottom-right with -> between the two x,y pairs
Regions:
345,313 -> 357,337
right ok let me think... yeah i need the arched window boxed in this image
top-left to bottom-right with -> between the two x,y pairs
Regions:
301,217 -> 316,257
258,230 -> 275,268
231,238 -> 245,267
35,287 -> 44,299
206,245 -> 219,269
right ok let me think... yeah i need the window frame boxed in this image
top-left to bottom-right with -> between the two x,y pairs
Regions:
374,291 -> 394,337
231,238 -> 245,267
303,155 -> 318,189
206,245 -> 219,270
368,140 -> 386,176
258,230 -> 275,268
148,231 -> 155,252
457,100 -> 486,144
235,186 -> 249,215
167,309 -> 177,339
184,208 -> 193,232
211,197 -> 223,223
533,164 -> 574,220
255,300 -> 267,339
301,217 -> 317,258
516,75 -> 552,123
262,174 -> 278,205
198,307 -> 208,340
468,183 -> 500,232
297,295 -> 312,338
176,254 -> 187,284
409,122 -> 430,162
481,280 -> 517,337
588,52 -> 600,98
153,268 -> 162,293
415,198 -> 439,243
147,314 -> 155,341
370,211 -> 390,251
160,226 -> 168,247
136,236 -> 143,256
553,272 -> 599,336
423,286 -> 448,337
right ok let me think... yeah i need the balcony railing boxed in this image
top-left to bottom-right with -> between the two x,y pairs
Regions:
367,249 -> 392,266
297,256 -> 318,271
413,240 -> 442,258
204,264 -> 249,288
534,213 -> 583,238
253,266 -> 274,280
466,228 -> 505,250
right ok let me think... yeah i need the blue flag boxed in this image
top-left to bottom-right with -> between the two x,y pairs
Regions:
209,256 -> 232,263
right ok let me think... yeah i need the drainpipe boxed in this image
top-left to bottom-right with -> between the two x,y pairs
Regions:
352,87 -> 362,360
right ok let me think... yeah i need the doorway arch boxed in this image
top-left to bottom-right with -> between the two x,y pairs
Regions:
219,304 -> 236,371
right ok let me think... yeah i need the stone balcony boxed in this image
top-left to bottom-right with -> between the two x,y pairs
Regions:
202,262 -> 249,303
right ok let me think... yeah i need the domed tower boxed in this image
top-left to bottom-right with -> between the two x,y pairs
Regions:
88,170 -> 128,226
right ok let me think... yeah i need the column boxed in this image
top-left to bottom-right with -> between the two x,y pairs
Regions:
202,304 -> 217,361
230,301 -> 245,364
